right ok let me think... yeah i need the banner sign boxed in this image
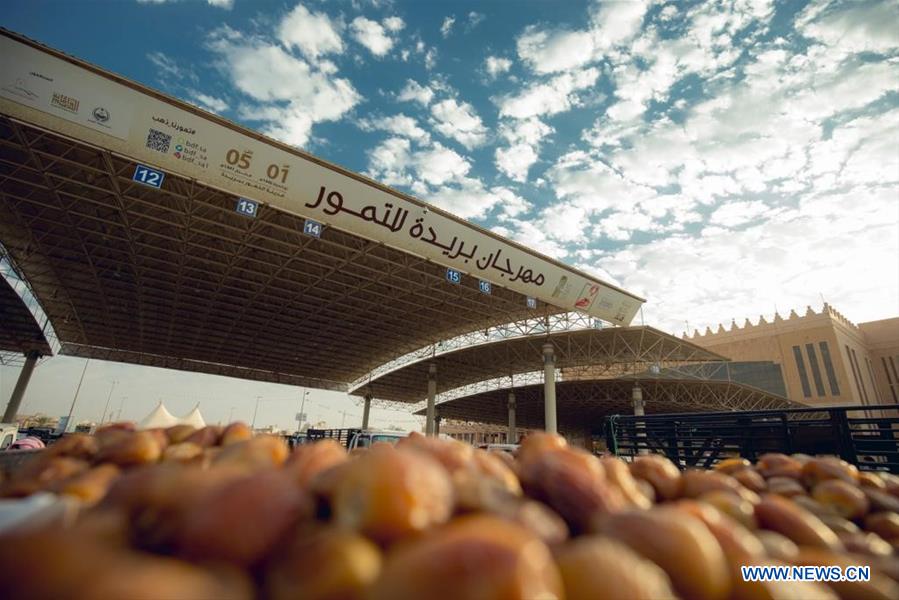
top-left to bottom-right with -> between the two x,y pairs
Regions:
0,32 -> 644,325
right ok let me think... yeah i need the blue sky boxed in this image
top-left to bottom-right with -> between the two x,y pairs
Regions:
2,0 -> 898,428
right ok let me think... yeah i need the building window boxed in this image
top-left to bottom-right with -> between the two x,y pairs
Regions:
884,357 -> 899,402
805,344 -> 826,397
850,348 -> 869,403
866,358 -> 882,403
819,342 -> 840,396
846,345 -> 865,404
792,346 -> 812,398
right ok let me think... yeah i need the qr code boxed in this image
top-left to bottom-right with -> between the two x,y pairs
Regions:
146,128 -> 171,153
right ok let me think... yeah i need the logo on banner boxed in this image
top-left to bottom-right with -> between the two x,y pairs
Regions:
91,107 -> 110,123
1,77 -> 39,102
50,91 -> 80,114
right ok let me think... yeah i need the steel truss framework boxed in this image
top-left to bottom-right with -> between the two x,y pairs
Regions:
416,378 -> 799,434
354,325 -> 727,403
0,242 -> 56,366
0,116 -> 559,389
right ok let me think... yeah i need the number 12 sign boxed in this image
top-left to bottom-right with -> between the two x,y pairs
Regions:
132,164 -> 165,188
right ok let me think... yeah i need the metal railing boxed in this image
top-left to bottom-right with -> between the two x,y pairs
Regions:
605,404 -> 899,473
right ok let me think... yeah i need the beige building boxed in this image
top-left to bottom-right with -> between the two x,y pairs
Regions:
685,304 -> 899,407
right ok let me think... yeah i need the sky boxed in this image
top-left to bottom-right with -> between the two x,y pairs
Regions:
1,0 -> 897,429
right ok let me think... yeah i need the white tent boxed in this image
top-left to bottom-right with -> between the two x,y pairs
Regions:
138,401 -> 179,429
180,404 -> 206,429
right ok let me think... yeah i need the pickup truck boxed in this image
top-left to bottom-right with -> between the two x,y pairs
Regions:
304,428 -> 405,450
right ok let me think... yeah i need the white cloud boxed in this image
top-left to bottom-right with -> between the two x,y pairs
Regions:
359,114 -> 430,143
207,29 -> 359,147
440,16 -> 456,38
797,0 -> 899,56
517,27 -> 597,74
485,56 -> 512,78
383,16 -> 405,33
278,4 -> 344,59
397,79 -> 434,106
468,12 -> 485,29
415,143 -> 471,186
430,99 -> 488,149
189,91 -> 229,112
139,0 -> 233,8
428,179 -> 524,220
494,118 -> 554,182
498,67 -> 600,119
709,200 -> 770,227
351,17 -> 397,57
366,139 -> 470,188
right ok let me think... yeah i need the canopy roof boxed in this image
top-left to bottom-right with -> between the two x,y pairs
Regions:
138,401 -> 178,429
0,30 -> 646,391
0,267 -> 51,357
356,325 -> 727,403
416,377 -> 798,433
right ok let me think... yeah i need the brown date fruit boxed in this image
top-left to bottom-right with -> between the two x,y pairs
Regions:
519,447 -> 627,532
755,494 -> 844,551
812,479 -> 870,520
555,537 -> 677,600
674,500 -> 765,565
284,438 -> 348,489
161,441 -> 204,464
733,468 -> 768,493
332,445 -> 453,544
164,424 -> 196,444
715,457 -> 752,474
213,435 -> 289,470
517,432 -> 568,465
838,531 -> 894,557
755,530 -> 799,560
802,457 -> 859,488
184,425 -> 222,447
599,456 -> 652,509
95,430 -> 162,467
54,463 -> 120,505
681,469 -> 759,504
766,476 -> 807,498
629,454 -> 682,500
757,453 -> 803,479
862,487 -> 899,513
370,514 -> 563,600
267,527 -> 382,600
1,456 -> 89,497
864,512 -> 899,541
178,469 -> 312,567
43,433 -> 98,460
859,472 -> 888,490
699,490 -> 758,529
220,421 -> 253,445
601,507 -> 731,600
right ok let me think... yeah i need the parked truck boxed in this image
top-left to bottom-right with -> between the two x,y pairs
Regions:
304,428 -> 406,450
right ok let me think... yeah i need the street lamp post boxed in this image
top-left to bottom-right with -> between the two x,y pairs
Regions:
100,379 -> 118,424
228,406 -> 235,423
251,396 -> 261,429
64,359 -> 90,433
116,396 -> 127,421
297,388 -> 309,433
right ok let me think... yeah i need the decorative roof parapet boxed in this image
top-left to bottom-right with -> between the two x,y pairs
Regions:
684,303 -> 861,340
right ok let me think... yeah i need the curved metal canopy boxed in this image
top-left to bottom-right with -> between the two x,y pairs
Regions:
416,377 -> 797,433
0,262 -> 52,358
356,325 -> 728,403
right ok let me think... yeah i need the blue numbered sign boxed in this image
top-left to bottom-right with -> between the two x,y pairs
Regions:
303,219 -> 323,238
235,198 -> 258,218
526,297 -> 537,309
132,164 -> 165,188
478,280 -> 492,295
446,268 -> 461,285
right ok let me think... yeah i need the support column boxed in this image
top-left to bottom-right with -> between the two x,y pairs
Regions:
542,342 -> 557,434
632,384 -> 648,454
426,363 -> 437,436
362,394 -> 372,430
507,392 -> 517,443
434,412 -> 441,436
2,350 -> 40,424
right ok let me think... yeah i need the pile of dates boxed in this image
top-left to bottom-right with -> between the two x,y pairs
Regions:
1,422 -> 898,599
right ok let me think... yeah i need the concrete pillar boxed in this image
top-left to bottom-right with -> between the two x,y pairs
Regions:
361,394 -> 372,430
426,362 -> 437,436
434,412 -> 441,436
632,384 -> 645,416
632,384 -> 648,454
2,351 -> 40,423
542,342 -> 557,434
507,392 -> 517,443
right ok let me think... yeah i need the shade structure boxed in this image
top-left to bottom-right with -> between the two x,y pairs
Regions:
353,325 -> 727,403
416,377 -> 798,434
0,257 -> 52,359
0,30 -> 645,393
180,404 -> 206,429
138,401 -> 178,429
